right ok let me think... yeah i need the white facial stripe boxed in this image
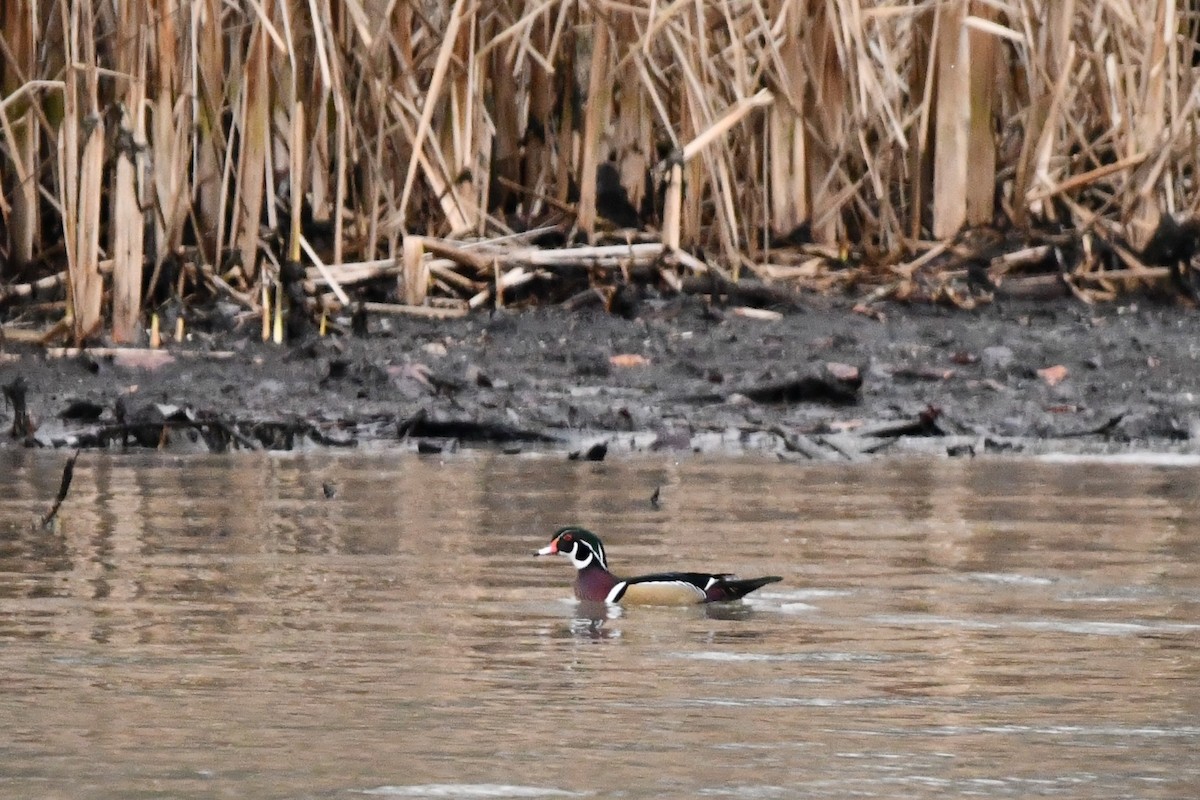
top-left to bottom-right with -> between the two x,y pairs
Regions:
567,541 -> 593,570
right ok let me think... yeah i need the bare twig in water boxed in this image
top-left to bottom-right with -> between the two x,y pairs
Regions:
40,450 -> 79,529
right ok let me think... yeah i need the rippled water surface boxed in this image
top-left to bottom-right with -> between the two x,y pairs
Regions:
1,451 -> 1198,799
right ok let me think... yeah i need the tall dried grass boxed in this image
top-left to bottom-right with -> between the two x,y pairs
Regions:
1,0 -> 1197,341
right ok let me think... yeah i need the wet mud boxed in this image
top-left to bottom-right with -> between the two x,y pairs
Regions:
3,294 -> 1199,458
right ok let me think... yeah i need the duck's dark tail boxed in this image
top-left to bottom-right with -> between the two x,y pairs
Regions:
711,575 -> 782,602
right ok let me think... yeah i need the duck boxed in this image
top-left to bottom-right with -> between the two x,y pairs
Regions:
535,526 -> 781,605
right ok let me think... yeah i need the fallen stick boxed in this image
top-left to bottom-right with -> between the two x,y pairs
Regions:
893,240 -> 950,277
815,433 -> 872,461
1,326 -> 57,343
307,264 -> 401,284
416,235 -> 495,274
502,242 -> 664,267
731,307 -> 784,321
679,274 -> 799,307
670,248 -> 713,274
359,301 -> 469,319
428,262 -> 484,293
769,425 -> 841,460
468,267 -> 540,309
560,287 -> 609,311
0,270 -> 71,302
994,273 -> 1070,300
306,256 -> 396,276
1073,267 -> 1171,282
299,234 -> 351,305
197,262 -> 258,309
42,347 -> 237,359
988,245 -> 1052,277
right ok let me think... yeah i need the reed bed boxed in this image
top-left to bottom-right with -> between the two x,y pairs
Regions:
1,0 -> 1198,343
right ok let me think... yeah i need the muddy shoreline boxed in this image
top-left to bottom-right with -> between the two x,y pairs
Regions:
3,294 -> 1200,459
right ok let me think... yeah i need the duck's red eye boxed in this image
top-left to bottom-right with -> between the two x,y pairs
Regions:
561,534 -> 573,544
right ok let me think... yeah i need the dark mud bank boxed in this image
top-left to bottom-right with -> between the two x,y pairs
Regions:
4,297 -> 1200,459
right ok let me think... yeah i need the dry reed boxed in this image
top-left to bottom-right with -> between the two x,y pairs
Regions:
0,0 -> 1198,342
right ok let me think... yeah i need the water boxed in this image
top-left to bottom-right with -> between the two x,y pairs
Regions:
1,451 -> 1197,799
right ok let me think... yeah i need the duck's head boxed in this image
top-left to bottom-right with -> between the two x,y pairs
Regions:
536,526 -> 609,571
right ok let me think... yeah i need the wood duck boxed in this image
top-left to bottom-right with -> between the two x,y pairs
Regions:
536,526 -> 782,605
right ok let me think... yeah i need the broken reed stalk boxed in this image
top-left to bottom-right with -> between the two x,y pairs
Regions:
111,0 -> 147,344
397,0 -> 470,231
576,11 -> 613,241
1027,42 -> 1078,218
299,236 -> 350,306
194,0 -> 224,260
1128,0 -> 1171,247
932,0 -> 969,238
767,0 -> 807,240
149,0 -> 194,289
662,163 -> 684,251
965,2 -> 998,227
290,102 -> 304,267
2,0 -> 1199,338
3,0 -> 40,270
273,271 -> 284,344
58,0 -> 105,343
237,2 -> 272,279
661,89 -> 774,252
402,236 -> 427,305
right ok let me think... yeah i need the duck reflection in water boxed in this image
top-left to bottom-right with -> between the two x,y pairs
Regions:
566,596 -> 762,640
569,600 -> 622,639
